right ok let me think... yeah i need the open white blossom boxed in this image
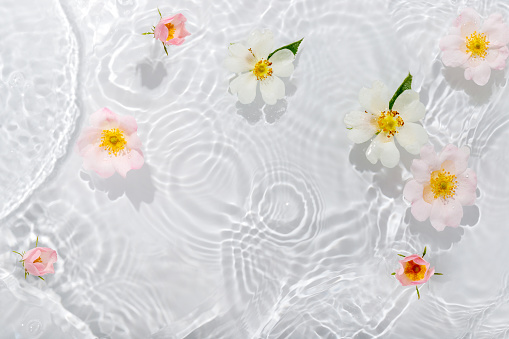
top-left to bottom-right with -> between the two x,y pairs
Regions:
224,30 -> 295,105
344,80 -> 428,168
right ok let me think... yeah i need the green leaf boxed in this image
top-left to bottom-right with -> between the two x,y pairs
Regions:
157,7 -> 162,19
12,251 -> 23,257
163,43 -> 168,56
422,246 -> 427,258
388,73 -> 412,110
415,286 -> 420,300
35,236 -> 38,248
397,254 -> 406,257
38,276 -> 45,281
267,38 -> 303,60
390,272 -> 396,275
142,32 -> 154,35
434,273 -> 443,275
346,127 -> 353,130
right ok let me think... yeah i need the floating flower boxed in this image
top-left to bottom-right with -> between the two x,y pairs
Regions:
344,75 -> 428,168
403,144 -> 477,231
392,247 -> 442,299
13,237 -> 57,280
224,29 -> 302,105
439,8 -> 509,86
77,108 -> 144,178
143,10 -> 190,55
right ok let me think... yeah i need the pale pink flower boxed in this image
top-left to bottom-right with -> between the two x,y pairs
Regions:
22,247 -> 57,277
403,144 -> 477,231
439,8 -> 509,86
154,13 -> 190,46
395,254 -> 435,286
77,108 -> 144,178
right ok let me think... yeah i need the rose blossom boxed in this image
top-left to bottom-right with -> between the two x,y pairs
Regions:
403,144 -> 477,231
395,254 -> 435,286
77,108 -> 144,178
344,80 -> 428,168
439,8 -> 509,86
224,29 -> 295,105
154,13 -> 190,46
22,247 -> 57,277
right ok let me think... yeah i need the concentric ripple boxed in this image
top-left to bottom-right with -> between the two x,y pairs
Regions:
0,0 -> 78,220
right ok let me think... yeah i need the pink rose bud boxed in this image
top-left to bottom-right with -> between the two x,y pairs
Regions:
22,247 -> 58,277
395,254 -> 435,286
154,13 -> 190,46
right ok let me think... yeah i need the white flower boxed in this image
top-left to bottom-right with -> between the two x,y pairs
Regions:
224,30 -> 295,105
344,81 -> 428,168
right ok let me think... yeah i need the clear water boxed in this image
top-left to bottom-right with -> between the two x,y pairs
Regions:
1,0 -> 509,338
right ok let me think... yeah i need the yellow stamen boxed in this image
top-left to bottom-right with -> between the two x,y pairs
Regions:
252,59 -> 273,81
100,128 -> 127,156
466,31 -> 490,58
376,110 -> 404,138
404,260 -> 427,281
34,257 -> 42,263
165,23 -> 176,41
430,168 -> 457,200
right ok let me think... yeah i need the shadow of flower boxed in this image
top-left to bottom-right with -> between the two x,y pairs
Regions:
80,164 -> 156,210
136,60 -> 167,89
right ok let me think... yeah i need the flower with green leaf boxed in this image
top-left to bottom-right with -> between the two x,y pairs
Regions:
344,74 -> 428,168
224,29 -> 303,105
143,9 -> 190,56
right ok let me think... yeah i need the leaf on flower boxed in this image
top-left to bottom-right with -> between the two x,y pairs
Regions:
268,38 -> 304,60
391,272 -> 396,275
415,286 -> 420,300
388,73 -> 412,110
157,7 -> 162,19
422,246 -> 427,257
163,43 -> 168,56
434,273 -> 443,275
397,254 -> 406,257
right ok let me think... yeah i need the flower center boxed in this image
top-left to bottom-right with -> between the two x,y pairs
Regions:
253,59 -> 273,81
430,168 -> 458,200
165,23 -> 176,41
404,260 -> 427,281
34,256 -> 43,263
466,31 -> 490,58
100,128 -> 127,156
376,110 -> 404,138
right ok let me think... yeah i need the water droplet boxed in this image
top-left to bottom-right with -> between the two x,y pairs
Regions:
27,320 -> 42,334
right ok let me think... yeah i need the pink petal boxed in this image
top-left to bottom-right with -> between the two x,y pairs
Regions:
486,46 -> 509,70
411,199 -> 432,222
166,38 -> 186,46
90,108 -> 118,127
77,127 -> 101,153
117,115 -> 138,134
438,144 -> 470,175
81,145 -> 116,178
22,248 -> 41,262
24,262 -> 40,276
403,179 -> 423,202
410,158 -> 431,183
441,49 -> 470,67
454,8 -> 481,37
112,150 -> 144,178
455,168 -> 477,206
429,198 -> 463,231
127,133 -> 142,150
154,23 -> 168,43
481,13 -> 509,47
464,61 -> 491,86
419,144 -> 440,169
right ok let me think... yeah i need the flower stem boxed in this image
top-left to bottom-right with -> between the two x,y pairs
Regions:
415,286 -> 420,300
422,246 -> 426,257
12,251 -> 23,257
397,254 -> 405,257
434,273 -> 443,275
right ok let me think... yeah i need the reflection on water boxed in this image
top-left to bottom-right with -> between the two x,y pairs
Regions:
1,0 -> 509,338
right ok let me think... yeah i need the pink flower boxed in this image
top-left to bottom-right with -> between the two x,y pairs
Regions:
22,247 -> 57,277
154,13 -> 190,46
439,8 -> 509,86
77,108 -> 144,178
403,144 -> 477,231
395,254 -> 435,286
